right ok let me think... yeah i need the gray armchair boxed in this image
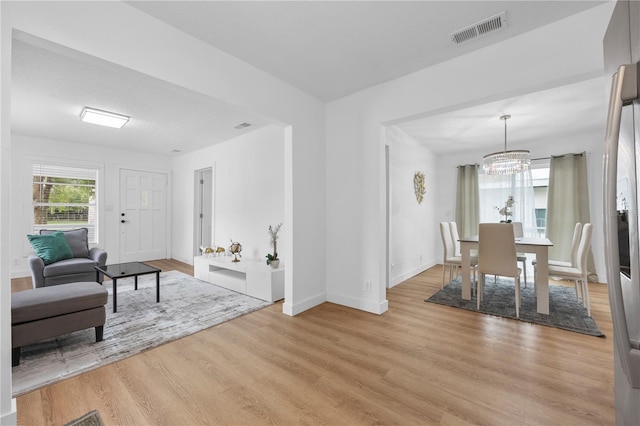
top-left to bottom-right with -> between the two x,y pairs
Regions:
28,228 -> 107,288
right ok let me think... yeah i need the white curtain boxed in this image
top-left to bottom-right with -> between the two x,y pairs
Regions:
546,152 -> 595,278
455,164 -> 479,238
478,169 -> 537,236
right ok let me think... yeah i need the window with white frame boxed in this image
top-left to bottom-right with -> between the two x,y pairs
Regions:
32,163 -> 99,243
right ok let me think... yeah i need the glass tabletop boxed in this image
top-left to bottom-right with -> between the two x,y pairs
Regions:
95,262 -> 160,278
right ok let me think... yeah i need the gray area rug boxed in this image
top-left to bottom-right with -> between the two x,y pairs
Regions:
426,277 -> 604,337
12,270 -> 271,396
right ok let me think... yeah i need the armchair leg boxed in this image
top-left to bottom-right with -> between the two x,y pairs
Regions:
12,347 -> 20,367
95,325 -> 104,342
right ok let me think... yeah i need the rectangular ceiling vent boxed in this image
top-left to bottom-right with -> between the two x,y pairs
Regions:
450,11 -> 507,45
233,122 -> 252,130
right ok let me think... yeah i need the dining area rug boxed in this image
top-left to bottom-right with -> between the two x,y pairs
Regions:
426,277 -> 605,337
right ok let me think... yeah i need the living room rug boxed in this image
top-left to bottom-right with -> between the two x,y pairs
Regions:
12,270 -> 271,397
426,277 -> 604,337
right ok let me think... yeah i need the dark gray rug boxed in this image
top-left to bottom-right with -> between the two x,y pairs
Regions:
426,277 -> 604,337
12,271 -> 271,397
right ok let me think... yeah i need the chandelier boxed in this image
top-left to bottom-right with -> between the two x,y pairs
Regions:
482,114 -> 530,175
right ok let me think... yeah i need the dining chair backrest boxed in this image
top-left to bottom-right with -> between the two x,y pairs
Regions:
569,222 -> 584,267
449,222 -> 461,256
576,223 -> 593,273
512,222 -> 524,238
477,223 -> 518,277
440,222 -> 455,260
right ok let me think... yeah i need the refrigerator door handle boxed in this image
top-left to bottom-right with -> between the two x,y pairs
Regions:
604,63 -> 640,389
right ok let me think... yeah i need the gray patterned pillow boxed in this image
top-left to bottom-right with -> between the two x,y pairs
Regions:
39,228 -> 89,258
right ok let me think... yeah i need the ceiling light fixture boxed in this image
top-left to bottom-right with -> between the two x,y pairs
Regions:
482,115 -> 530,175
80,107 -> 129,128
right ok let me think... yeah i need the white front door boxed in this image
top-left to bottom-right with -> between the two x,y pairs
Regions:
119,169 -> 168,262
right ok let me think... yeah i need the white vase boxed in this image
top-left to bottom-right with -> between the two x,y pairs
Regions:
270,259 -> 280,268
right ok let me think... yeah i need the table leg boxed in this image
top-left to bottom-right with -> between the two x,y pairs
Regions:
113,278 -> 118,313
156,271 -> 160,303
135,275 -> 138,291
535,246 -> 550,315
461,242 -> 471,300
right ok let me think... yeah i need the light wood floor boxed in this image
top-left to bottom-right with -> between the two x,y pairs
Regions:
15,260 -> 614,425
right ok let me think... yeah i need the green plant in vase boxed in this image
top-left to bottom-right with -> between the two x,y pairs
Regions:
266,223 -> 282,267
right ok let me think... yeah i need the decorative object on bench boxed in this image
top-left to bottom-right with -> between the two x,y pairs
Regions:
229,240 -> 242,262
11,281 -> 108,366
265,223 -> 282,268
27,228 -> 107,288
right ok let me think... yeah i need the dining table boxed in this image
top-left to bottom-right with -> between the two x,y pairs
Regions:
459,235 -> 554,315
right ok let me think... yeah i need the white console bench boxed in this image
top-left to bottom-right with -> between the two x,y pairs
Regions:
193,256 -> 284,302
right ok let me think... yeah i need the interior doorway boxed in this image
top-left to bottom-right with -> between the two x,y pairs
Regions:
194,167 -> 213,256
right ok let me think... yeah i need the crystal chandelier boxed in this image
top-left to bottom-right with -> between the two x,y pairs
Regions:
482,114 -> 530,175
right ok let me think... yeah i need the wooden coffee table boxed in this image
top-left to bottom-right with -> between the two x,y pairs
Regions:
95,262 -> 161,313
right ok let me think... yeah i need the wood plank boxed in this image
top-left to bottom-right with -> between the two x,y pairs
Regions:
14,260 -> 614,425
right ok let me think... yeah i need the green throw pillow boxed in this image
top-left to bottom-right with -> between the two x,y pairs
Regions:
27,231 -> 74,265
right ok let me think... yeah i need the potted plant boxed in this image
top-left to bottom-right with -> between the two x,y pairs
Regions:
494,195 -> 515,223
266,223 -> 282,268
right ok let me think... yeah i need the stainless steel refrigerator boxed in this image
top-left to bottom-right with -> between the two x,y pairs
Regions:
603,1 -> 640,423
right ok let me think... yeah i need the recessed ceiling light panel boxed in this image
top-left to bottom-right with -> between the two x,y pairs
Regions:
80,107 -> 130,128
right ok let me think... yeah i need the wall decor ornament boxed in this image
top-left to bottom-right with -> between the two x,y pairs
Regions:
413,172 -> 426,204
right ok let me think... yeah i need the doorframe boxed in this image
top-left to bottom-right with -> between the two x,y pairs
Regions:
193,166 -> 214,257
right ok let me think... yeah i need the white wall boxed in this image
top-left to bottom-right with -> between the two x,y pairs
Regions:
325,3 -> 616,315
1,2 -> 326,420
387,126 -> 437,286
1,0 -> 326,312
171,125 -> 285,266
10,134 -> 173,278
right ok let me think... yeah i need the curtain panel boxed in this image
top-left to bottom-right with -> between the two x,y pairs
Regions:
478,169 -> 537,236
455,164 -> 479,238
546,152 -> 596,280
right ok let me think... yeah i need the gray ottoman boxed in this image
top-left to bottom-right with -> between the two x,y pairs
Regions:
11,281 -> 108,367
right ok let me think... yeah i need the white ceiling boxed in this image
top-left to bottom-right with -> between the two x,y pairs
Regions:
10,1 -> 609,156
126,0 -> 605,102
10,34 -> 271,156
395,77 -> 607,156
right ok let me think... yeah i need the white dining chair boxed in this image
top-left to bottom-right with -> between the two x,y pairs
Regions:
533,222 -> 582,292
477,223 -> 521,318
546,223 -> 593,316
511,222 -> 528,287
440,222 -> 477,289
449,221 -> 462,256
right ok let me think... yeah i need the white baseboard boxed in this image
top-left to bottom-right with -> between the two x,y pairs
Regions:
326,292 -> 388,315
281,292 -> 326,316
10,269 -> 30,279
0,398 -> 16,425
389,260 -> 437,288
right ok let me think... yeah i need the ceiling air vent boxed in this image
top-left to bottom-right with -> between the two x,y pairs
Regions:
233,122 -> 252,130
450,11 -> 507,45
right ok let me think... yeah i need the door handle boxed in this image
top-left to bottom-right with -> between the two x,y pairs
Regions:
603,63 -> 640,389
121,220 -> 130,223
